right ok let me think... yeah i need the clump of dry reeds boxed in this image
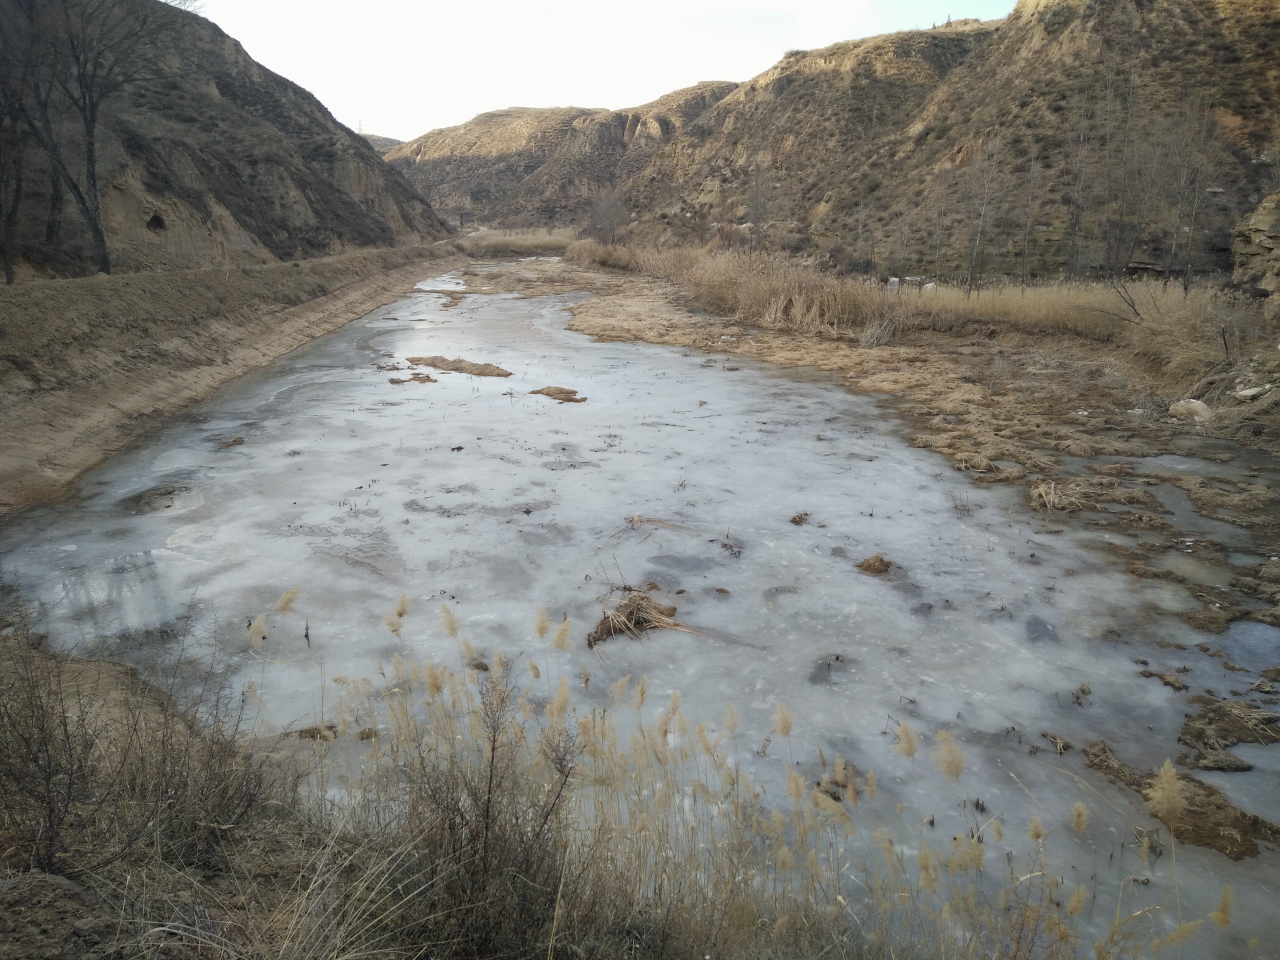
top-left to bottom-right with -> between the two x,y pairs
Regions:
573,242 -> 1274,393
464,227 -> 574,258
0,587 -> 269,877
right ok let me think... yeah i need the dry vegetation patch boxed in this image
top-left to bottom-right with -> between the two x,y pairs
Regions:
406,356 -> 512,377
1083,742 -> 1280,860
531,386 -> 587,403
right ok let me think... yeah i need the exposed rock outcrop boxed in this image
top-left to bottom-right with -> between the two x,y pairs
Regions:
1235,187 -> 1280,319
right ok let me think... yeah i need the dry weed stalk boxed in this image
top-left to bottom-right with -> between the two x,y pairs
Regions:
1,577 -> 1238,960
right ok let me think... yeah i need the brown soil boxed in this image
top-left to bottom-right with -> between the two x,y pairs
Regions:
1083,741 -> 1280,860
531,386 -> 587,402
406,356 -> 512,377
389,372 -> 438,385
0,246 -> 463,520
856,554 -> 893,575
1179,696 -> 1280,770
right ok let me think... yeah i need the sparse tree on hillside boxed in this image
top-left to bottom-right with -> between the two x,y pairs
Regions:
963,134 -> 1004,296
746,154 -> 771,251
7,0 -> 174,274
1064,88 -> 1097,278
1159,99 -> 1216,292
590,187 -> 626,245
1019,161 -> 1037,287
0,27 -> 30,283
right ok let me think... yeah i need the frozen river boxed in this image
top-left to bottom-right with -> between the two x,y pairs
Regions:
2,267 -> 1276,954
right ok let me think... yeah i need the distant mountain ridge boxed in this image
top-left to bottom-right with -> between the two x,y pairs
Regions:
390,0 -> 1280,283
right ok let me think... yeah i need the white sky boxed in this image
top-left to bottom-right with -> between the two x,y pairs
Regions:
193,0 -> 1017,142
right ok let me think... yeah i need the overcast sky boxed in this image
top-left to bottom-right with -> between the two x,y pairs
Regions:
193,0 -> 1017,142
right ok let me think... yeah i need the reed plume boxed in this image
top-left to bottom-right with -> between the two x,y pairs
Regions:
1146,759 -> 1186,823
274,586 -> 301,614
894,722 -> 918,758
1071,801 -> 1088,834
552,617 -> 571,651
932,730 -> 964,780
440,604 -> 459,638
774,703 -> 794,738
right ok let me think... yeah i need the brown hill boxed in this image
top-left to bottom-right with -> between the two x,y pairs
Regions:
362,134 -> 404,154
395,0 -> 1280,283
2,1 -> 448,280
387,84 -> 738,227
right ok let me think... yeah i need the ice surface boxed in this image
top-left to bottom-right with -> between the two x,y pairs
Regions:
2,272 -> 1276,953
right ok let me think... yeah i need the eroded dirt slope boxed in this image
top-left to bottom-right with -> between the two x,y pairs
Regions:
0,246 -> 461,516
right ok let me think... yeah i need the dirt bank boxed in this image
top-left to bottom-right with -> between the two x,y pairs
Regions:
0,245 -> 463,518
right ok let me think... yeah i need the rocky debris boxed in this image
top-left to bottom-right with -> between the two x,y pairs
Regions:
1168,399 -> 1212,422
1234,384 -> 1274,401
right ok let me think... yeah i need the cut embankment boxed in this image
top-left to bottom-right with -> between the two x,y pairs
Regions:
0,245 -> 463,517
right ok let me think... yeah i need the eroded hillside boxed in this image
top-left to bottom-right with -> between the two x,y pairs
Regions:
2,1 -> 448,279
394,0 -> 1280,283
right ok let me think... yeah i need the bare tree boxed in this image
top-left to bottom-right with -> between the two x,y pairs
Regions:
590,187 -> 626,245
964,134 -> 1003,296
11,0 -> 174,274
745,153 -> 771,251
0,24 -> 30,283
1063,88 -> 1096,277
1159,99 -> 1215,291
1019,161 -> 1037,288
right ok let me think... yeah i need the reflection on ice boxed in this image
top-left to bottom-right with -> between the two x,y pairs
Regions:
2,272 -> 1277,953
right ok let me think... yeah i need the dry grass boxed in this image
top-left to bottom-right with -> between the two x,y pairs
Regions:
0,582 -> 1245,960
571,242 -> 1274,378
464,227 -> 575,258
0,585 -> 270,877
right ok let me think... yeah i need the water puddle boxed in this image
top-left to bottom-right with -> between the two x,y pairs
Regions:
2,271 -> 1277,949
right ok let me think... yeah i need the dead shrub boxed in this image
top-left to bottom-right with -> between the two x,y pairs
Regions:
0,590 -> 269,875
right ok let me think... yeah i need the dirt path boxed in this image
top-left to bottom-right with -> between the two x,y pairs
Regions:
0,246 -> 463,518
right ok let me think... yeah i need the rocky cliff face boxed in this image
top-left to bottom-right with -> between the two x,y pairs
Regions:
10,3 -> 448,278
1235,186 -> 1280,318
